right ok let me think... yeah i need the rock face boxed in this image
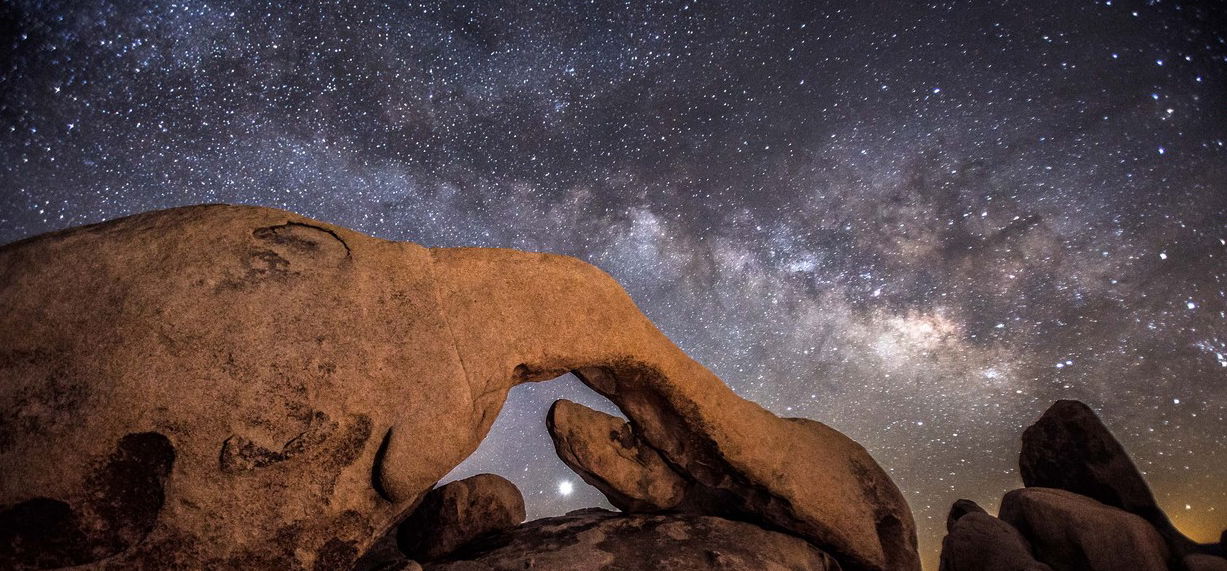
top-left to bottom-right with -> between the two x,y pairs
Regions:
939,509 -> 1051,571
0,205 -> 918,569
426,510 -> 843,571
546,400 -> 688,513
1019,400 -> 1194,553
396,474 -> 525,561
999,487 -> 1169,571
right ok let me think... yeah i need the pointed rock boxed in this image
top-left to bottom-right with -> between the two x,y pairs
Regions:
1019,399 -> 1194,555
999,487 -> 1168,571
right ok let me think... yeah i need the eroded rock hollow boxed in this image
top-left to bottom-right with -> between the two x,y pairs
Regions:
0,205 -> 919,570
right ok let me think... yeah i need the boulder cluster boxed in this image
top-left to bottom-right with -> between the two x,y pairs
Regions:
940,400 -> 1226,571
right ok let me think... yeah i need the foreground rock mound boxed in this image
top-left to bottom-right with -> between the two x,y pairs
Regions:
396,474 -> 525,561
0,205 -> 917,569
426,509 -> 843,571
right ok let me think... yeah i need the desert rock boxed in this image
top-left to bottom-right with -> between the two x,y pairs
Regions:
999,487 -> 1169,571
425,509 -> 843,571
546,399 -> 688,512
1019,400 -> 1194,554
396,474 -> 525,561
939,509 -> 1051,571
945,499 -> 987,532
543,398 -> 916,570
1185,554 -> 1227,571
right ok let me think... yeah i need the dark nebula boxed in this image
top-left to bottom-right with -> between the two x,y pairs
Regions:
2,1 -> 1225,566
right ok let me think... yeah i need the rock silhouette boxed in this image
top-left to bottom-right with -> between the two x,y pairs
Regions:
1000,487 -> 1169,571
939,509 -> 1051,571
939,399 -> 1226,571
0,205 -> 918,569
1020,399 -> 1197,555
945,499 -> 988,532
1186,554 -> 1227,571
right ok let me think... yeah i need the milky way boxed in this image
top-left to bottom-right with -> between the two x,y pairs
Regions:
2,1 -> 1225,566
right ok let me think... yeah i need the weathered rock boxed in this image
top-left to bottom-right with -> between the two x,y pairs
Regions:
999,487 -> 1169,571
546,399 -> 688,512
945,499 -> 988,532
555,370 -> 917,570
1019,400 -> 1195,554
0,433 -> 175,568
449,261 -> 920,569
397,474 -> 525,561
1185,554 -> 1227,571
0,205 -> 917,569
939,511 -> 1051,571
426,510 -> 843,570
544,399 -> 916,571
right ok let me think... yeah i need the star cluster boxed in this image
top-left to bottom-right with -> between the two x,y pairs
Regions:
2,1 -> 1225,566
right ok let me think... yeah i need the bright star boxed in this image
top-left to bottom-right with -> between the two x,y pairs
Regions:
558,481 -> 574,496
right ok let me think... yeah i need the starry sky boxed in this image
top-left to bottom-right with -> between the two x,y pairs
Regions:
2,1 -> 1225,567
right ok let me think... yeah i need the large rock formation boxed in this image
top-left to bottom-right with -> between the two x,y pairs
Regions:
999,487 -> 1169,571
1019,399 -> 1196,555
395,474 -> 525,561
0,205 -> 918,569
425,509 -> 844,570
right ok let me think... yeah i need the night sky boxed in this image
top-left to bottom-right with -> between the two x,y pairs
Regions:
2,1 -> 1226,567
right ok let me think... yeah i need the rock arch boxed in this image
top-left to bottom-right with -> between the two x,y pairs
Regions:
0,205 -> 918,570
